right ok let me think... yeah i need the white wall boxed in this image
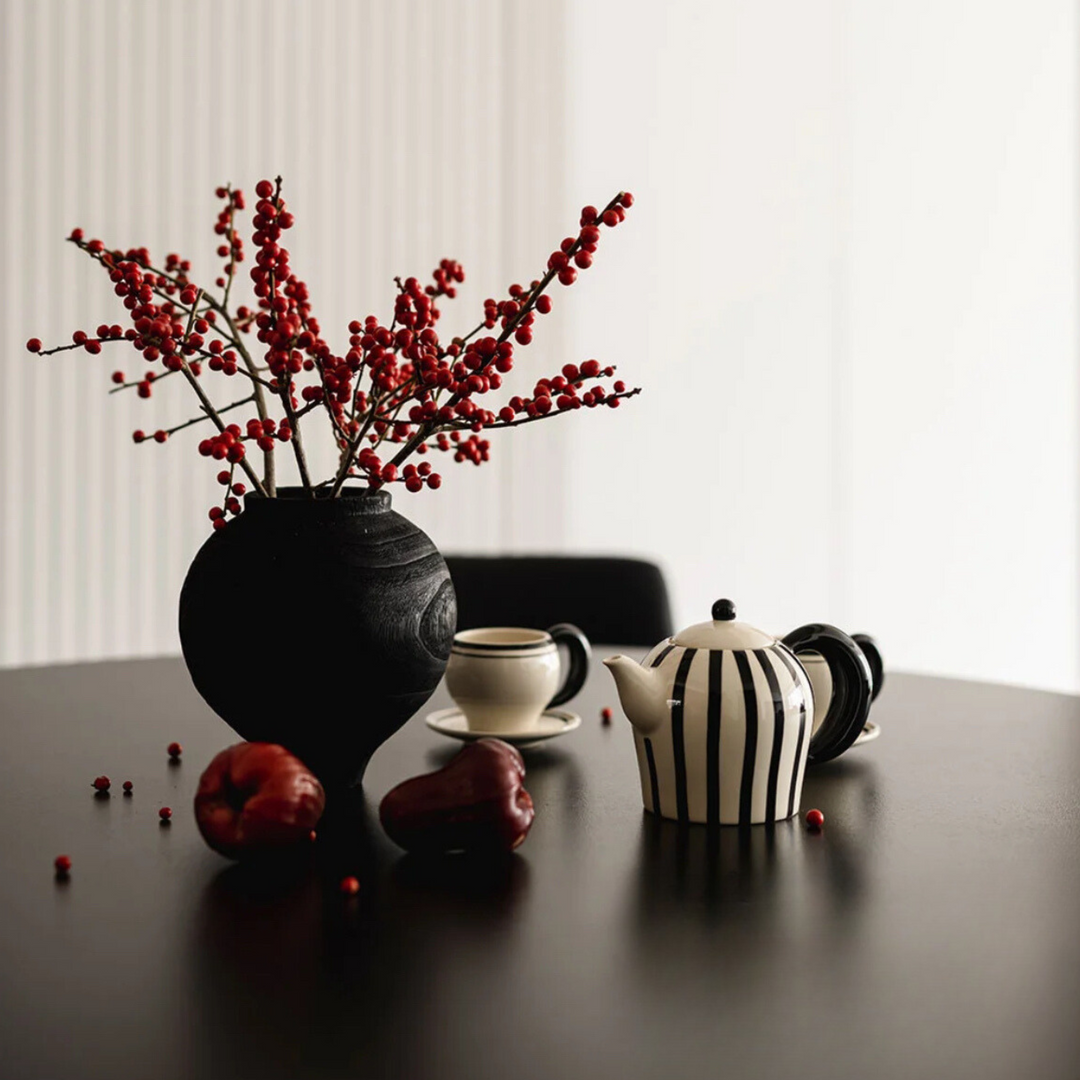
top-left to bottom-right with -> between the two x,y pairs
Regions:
564,0 -> 1079,691
4,1 -> 1078,693
846,2 -> 1079,690
564,0 -> 850,644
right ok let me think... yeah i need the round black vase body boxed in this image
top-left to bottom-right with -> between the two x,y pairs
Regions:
179,489 -> 456,788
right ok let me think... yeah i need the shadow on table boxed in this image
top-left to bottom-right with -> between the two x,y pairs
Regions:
625,754 -> 884,961
186,789 -> 532,1080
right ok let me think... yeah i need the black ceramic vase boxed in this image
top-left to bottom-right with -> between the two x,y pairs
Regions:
179,488 -> 456,788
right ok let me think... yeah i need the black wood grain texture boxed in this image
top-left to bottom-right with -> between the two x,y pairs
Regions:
1,657 -> 1079,1080
179,489 -> 455,787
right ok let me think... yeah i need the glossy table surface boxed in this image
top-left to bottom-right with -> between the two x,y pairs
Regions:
1,656 -> 1079,1080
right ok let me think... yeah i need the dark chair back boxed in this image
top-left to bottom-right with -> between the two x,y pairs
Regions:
444,555 -> 673,647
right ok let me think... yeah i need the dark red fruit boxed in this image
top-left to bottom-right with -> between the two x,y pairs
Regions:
194,742 -> 325,860
379,739 -> 534,854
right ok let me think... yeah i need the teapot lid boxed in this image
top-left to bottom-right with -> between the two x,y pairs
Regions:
671,599 -> 775,651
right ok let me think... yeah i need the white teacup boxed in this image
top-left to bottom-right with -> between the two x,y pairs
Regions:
445,624 -> 591,734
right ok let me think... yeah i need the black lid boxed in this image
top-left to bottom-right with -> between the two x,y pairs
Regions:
711,598 -> 736,621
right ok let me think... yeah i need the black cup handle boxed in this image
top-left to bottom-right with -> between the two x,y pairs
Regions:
852,633 -> 884,702
782,623 -> 874,765
546,623 -> 592,708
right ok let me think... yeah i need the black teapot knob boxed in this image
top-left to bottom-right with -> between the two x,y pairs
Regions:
711,598 -> 736,621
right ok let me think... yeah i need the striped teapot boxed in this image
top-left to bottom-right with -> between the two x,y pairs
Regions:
603,599 -> 880,827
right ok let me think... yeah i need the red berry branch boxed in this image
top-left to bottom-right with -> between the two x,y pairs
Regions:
27,180 -> 639,527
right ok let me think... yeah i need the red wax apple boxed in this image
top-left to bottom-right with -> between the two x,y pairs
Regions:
379,738 -> 535,854
194,742 -> 325,859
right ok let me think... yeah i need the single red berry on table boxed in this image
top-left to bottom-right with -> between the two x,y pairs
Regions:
601,707 -> 613,725
92,775 -> 110,792
167,742 -> 182,759
159,806 -> 173,823
122,780 -> 133,794
806,808 -> 825,830
54,855 -> 71,876
340,876 -> 360,896
111,371 -> 125,384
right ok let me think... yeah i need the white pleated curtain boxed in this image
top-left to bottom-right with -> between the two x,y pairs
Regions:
1,0 -> 568,667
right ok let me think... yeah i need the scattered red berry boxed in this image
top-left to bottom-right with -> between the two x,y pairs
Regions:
167,742 -> 182,759
805,808 -> 825,830
601,707 -> 613,725
92,775 -> 110,792
122,780 -> 133,794
26,338 -> 42,353
54,855 -> 71,876
159,806 -> 173,823
340,876 -> 360,896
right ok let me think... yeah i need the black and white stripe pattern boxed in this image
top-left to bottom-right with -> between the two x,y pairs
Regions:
634,643 -> 813,825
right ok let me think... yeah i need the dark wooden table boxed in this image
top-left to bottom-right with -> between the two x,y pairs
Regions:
1,655 -> 1079,1080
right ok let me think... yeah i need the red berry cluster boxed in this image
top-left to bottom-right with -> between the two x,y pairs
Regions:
198,427 -> 247,463
212,186 -> 245,289
27,181 -> 640,523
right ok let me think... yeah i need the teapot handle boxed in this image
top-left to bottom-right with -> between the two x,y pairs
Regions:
781,623 -> 874,765
852,633 -> 884,702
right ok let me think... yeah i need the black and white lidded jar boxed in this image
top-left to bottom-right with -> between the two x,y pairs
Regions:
604,600 -> 881,826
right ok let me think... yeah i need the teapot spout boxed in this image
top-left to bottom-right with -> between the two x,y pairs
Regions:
603,655 -> 667,735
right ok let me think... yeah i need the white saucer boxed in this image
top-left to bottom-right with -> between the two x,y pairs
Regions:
852,720 -> 881,747
425,707 -> 582,748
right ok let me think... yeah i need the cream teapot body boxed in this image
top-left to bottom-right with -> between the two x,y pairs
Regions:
604,600 -> 878,826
